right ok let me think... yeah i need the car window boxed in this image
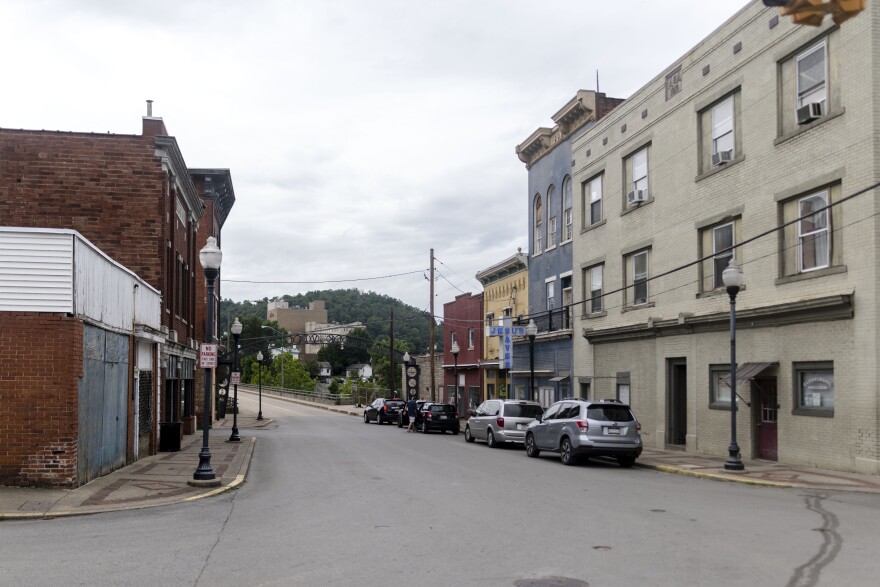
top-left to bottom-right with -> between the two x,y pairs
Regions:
387,401 -> 405,408
430,405 -> 456,413
587,405 -> 635,422
542,403 -> 561,420
486,401 -> 500,416
555,403 -> 574,419
503,403 -> 544,418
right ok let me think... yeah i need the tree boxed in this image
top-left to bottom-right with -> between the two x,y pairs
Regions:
369,336 -> 407,390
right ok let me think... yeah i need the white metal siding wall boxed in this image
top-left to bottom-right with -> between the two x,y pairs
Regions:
0,230 -> 73,312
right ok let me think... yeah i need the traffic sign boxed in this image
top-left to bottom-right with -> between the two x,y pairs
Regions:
199,343 -> 218,368
231,372 -> 241,385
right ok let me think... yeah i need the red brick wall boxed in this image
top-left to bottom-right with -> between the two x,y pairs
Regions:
0,313 -> 83,487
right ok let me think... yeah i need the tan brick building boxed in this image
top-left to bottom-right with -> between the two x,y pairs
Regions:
476,249 -> 529,401
570,1 -> 879,474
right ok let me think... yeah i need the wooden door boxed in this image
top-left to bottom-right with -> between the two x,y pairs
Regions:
756,378 -> 778,461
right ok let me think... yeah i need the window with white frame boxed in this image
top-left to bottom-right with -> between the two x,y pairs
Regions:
632,148 -> 648,194
798,191 -> 830,272
713,222 -> 734,289
450,331 -> 457,347
546,279 -> 556,311
712,97 -> 734,158
485,312 -> 495,328
797,40 -> 827,109
468,327 -> 475,349
588,265 -> 603,313
587,174 -> 602,226
547,185 -> 557,248
534,194 -> 543,254
626,250 -> 649,306
563,177 -> 573,241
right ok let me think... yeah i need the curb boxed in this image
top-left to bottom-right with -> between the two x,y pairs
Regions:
639,463 -> 794,488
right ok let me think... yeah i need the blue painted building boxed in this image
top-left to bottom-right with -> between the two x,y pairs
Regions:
513,91 -> 623,406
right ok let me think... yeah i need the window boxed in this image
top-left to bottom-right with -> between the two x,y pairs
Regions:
562,177 -> 573,241
586,174 -> 602,226
797,40 -> 826,109
712,97 -> 734,157
547,185 -> 557,248
533,194 -> 543,254
794,362 -> 834,415
798,191 -> 830,272
709,365 -> 732,408
585,265 -> 603,314
450,331 -> 457,347
546,279 -> 556,311
485,312 -> 495,328
713,223 -> 734,289
626,250 -> 649,306
632,147 -> 648,194
468,327 -> 475,349
617,384 -> 631,405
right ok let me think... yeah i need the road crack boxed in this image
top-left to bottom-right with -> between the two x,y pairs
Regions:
194,490 -> 239,586
786,493 -> 842,587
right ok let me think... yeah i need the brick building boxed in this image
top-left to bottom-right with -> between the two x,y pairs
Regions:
0,110 -> 234,486
442,293 -> 484,416
569,1 -> 878,473
267,299 -> 329,360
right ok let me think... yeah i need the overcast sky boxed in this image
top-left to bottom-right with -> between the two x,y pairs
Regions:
1,0 -> 749,314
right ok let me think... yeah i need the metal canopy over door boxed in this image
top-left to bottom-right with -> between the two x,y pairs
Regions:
78,325 -> 129,483
754,378 -> 778,461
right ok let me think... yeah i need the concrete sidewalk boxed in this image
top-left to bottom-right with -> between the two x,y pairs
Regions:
0,412 -> 267,520
4,396 -> 880,521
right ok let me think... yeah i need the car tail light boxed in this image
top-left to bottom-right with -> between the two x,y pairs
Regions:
426,412 -> 433,419
383,405 -> 387,412
637,421 -> 641,432
576,420 -> 589,431
496,417 -> 505,428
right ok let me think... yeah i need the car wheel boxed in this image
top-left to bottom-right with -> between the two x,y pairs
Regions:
525,433 -> 540,458
487,429 -> 497,448
560,437 -> 576,466
421,420 -> 429,434
397,416 -> 403,428
376,413 -> 383,425
363,412 -> 369,424
464,426 -> 475,443
617,456 -> 636,468
453,427 -> 459,436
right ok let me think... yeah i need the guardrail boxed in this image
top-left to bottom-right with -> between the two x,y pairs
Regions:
238,384 -> 353,406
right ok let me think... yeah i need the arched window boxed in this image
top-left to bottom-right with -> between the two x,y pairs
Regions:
533,194 -> 543,254
562,176 -> 572,241
547,185 -> 557,248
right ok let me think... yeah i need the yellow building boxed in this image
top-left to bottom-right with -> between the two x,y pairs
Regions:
476,249 -> 528,401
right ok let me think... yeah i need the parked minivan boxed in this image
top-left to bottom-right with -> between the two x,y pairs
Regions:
464,399 -> 544,447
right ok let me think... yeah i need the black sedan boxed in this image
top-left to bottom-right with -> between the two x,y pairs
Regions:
419,403 -> 460,434
363,398 -> 406,425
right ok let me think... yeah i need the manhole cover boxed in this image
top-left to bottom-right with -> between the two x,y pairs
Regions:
514,577 -> 589,587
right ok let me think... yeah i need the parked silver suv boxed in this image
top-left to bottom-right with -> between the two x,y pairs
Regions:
464,399 -> 544,447
524,399 -> 642,467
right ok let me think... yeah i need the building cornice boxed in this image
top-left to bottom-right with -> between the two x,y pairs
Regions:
154,136 -> 203,221
582,293 -> 854,344
476,249 -> 529,285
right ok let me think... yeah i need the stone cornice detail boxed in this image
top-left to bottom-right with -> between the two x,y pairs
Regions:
155,136 -> 203,221
582,293 -> 854,344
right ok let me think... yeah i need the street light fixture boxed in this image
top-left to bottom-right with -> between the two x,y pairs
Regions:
722,259 -> 745,471
193,236 -> 222,484
261,325 -> 285,389
229,317 -> 243,442
256,350 -> 264,421
526,319 -> 538,402
451,340 -> 460,414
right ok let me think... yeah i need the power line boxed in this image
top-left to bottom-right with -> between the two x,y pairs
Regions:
224,268 -> 426,285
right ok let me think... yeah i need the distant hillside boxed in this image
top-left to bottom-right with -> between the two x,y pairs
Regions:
221,289 -> 441,353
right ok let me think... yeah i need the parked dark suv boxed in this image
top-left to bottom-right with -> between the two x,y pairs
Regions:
419,403 -> 460,434
524,399 -> 642,467
363,398 -> 405,425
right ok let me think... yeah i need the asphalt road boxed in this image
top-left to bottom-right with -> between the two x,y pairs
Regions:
2,394 -> 879,587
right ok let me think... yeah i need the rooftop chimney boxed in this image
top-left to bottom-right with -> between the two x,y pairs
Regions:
146,99 -> 153,117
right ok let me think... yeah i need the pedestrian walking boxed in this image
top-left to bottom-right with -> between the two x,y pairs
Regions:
406,396 -> 419,433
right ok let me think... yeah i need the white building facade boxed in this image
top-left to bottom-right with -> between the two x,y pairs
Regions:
570,1 -> 879,474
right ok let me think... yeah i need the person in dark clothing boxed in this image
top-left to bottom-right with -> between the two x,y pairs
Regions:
406,397 -> 419,433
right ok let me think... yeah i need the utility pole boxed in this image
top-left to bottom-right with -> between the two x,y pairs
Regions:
389,306 -> 395,397
429,248 -> 436,402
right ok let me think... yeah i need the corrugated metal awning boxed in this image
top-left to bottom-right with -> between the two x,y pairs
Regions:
724,362 -> 778,386
548,375 -> 570,383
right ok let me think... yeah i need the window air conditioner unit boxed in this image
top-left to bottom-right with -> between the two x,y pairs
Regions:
627,189 -> 647,205
711,149 -> 734,167
796,102 -> 823,125
168,329 -> 178,343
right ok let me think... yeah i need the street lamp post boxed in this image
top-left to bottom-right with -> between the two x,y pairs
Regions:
229,317 -> 243,442
451,340 -> 460,414
722,259 -> 745,471
526,319 -> 538,402
193,236 -> 222,483
256,350 -> 264,421
261,325 -> 285,389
